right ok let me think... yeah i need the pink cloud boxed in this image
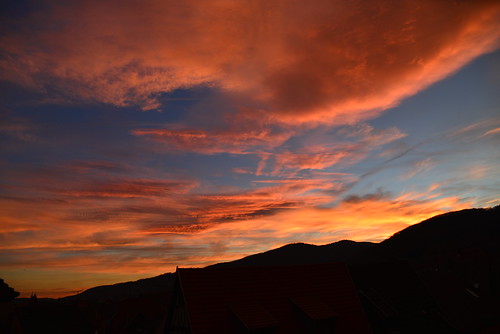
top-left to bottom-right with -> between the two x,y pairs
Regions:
132,126 -> 292,154
256,124 -> 406,175
51,178 -> 196,198
134,122 -> 406,178
401,157 -> 435,180
271,151 -> 350,174
482,127 -> 500,136
448,118 -> 500,138
1,0 -> 498,124
2,160 -> 198,199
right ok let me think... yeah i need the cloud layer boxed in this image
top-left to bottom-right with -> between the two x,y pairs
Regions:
1,0 -> 499,123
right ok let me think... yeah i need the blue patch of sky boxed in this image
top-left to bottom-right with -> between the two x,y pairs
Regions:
340,49 -> 499,200
371,49 -> 499,140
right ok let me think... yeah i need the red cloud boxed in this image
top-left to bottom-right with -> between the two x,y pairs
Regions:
1,0 -> 498,123
52,178 -> 195,198
255,124 -> 406,175
1,161 -> 198,199
133,122 -> 406,177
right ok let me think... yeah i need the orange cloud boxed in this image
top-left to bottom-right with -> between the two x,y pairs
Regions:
133,122 -> 406,180
194,190 -> 473,254
482,127 -> 500,136
448,118 -> 500,139
401,157 -> 434,180
52,178 -> 196,198
2,160 -> 197,198
0,162 -> 475,298
1,0 -> 498,123
132,126 -> 292,154
0,186 -> 471,259
254,124 -> 406,175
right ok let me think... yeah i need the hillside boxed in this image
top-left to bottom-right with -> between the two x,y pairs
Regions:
377,206 -> 500,262
210,240 -> 375,268
62,273 -> 174,302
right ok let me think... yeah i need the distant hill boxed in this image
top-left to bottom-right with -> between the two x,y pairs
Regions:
352,206 -> 500,333
352,205 -> 500,264
54,274 -> 175,333
57,240 -> 373,303
58,240 -> 374,302
62,273 -> 174,302
210,240 -> 375,268
384,205 -> 500,254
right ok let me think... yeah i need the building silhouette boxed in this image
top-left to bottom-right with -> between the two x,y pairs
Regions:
165,263 -> 371,334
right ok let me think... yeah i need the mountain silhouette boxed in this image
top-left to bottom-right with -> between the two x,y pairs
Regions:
355,206 -> 500,264
9,206 -> 500,333
210,240 -> 375,268
350,206 -> 500,333
63,273 -> 174,302
62,206 -> 498,302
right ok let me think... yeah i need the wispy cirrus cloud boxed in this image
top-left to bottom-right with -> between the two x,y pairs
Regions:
51,178 -> 195,198
448,118 -> 500,139
132,126 -> 292,155
482,127 -> 500,137
2,165 -> 197,199
254,124 -> 406,176
133,121 -> 407,180
0,111 -> 38,143
401,157 -> 435,180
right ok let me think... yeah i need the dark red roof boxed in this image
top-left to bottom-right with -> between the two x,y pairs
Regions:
176,263 -> 372,334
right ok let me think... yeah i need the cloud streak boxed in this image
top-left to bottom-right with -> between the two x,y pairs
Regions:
132,125 -> 292,155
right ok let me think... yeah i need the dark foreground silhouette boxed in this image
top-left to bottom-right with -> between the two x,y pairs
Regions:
2,206 -> 499,333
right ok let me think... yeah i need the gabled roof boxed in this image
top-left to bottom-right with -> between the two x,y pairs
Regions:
173,263 -> 371,334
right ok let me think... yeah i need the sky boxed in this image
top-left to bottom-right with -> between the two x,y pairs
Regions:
1,0 -> 499,298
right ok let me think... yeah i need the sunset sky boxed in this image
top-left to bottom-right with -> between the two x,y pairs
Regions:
1,0 -> 499,298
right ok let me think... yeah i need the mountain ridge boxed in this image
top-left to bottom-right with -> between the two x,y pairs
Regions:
63,206 -> 499,301
209,239 -> 375,268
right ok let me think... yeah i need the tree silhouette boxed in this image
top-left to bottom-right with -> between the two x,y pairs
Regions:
0,278 -> 20,302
